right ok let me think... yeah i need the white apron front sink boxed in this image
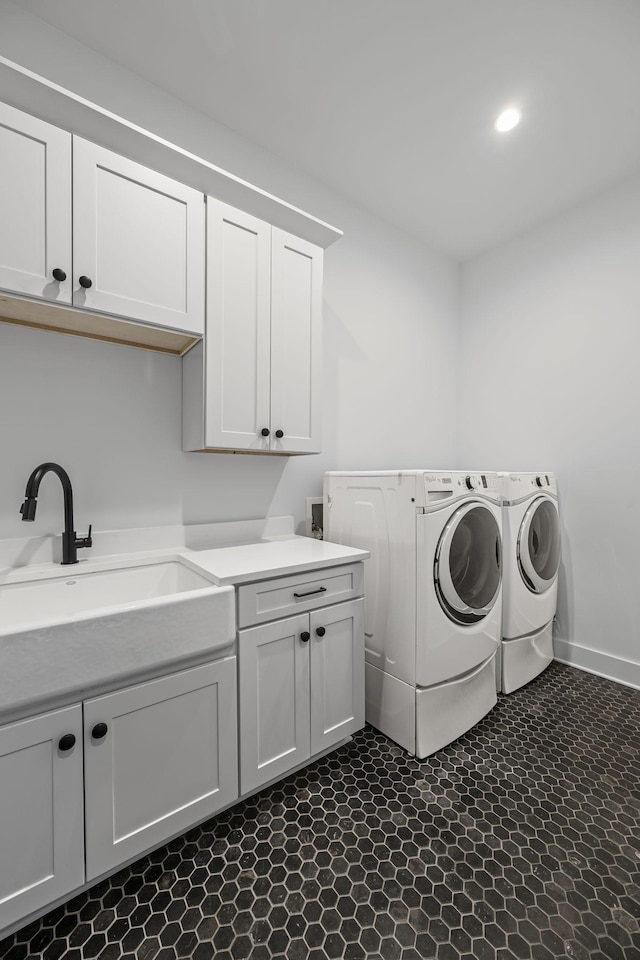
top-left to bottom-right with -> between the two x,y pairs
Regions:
0,555 -> 235,722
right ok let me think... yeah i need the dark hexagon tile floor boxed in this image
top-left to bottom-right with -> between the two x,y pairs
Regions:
1,662 -> 639,960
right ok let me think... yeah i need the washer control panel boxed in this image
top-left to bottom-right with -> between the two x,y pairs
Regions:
422,471 -> 501,504
499,472 -> 557,500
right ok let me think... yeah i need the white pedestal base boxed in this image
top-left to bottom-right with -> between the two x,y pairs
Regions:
364,653 -> 498,758
501,621 -> 553,694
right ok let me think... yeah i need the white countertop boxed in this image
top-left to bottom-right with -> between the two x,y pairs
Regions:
184,535 -> 368,585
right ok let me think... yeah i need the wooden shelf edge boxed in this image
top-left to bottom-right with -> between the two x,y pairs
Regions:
0,293 -> 199,357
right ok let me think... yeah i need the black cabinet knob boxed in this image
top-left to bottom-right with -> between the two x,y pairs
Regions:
58,733 -> 76,751
275,430 -> 284,439
78,275 -> 93,289
52,268 -> 67,282
300,631 -> 310,643
261,428 -> 270,437
92,722 -> 108,739
316,626 -> 326,637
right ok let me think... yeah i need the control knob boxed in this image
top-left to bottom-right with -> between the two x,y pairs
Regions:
465,475 -> 475,490
536,476 -> 544,487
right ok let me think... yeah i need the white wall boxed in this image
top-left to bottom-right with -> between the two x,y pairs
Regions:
0,5 -> 459,541
458,172 -> 640,689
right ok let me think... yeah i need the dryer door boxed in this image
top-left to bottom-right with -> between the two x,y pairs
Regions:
517,496 -> 561,594
435,502 -> 502,625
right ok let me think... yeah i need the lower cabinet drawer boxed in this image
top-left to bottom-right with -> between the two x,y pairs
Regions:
237,562 -> 364,627
84,658 -> 238,881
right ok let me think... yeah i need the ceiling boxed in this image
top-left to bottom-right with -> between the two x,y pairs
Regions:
10,0 -> 640,260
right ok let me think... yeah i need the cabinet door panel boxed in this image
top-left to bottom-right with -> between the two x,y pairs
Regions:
73,138 -> 204,334
84,659 -> 238,881
0,102 -> 71,303
0,704 -> 84,934
205,199 -> 271,450
270,229 -> 323,454
239,614 -> 310,794
310,599 -> 365,754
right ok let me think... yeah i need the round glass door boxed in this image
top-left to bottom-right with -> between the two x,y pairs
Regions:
435,503 -> 502,625
517,497 -> 561,593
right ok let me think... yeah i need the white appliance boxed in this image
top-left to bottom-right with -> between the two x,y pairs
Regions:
498,472 -> 561,693
323,470 -> 502,757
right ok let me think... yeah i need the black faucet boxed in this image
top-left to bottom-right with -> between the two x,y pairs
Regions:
20,462 -> 92,565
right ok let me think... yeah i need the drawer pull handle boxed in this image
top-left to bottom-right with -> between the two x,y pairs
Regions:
300,631 -> 310,643
293,586 -> 327,599
316,626 -> 326,637
58,734 -> 76,751
92,722 -> 108,740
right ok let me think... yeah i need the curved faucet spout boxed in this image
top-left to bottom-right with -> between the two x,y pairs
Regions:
20,462 -> 92,565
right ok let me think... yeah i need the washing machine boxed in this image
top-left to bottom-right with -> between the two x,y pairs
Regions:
499,472 -> 561,693
323,470 -> 502,758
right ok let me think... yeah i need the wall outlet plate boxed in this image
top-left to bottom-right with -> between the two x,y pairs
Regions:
305,497 -> 323,539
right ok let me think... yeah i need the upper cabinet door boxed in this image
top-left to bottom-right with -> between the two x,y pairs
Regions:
205,198 -> 272,450
0,103 -> 72,303
270,229 -> 323,454
72,137 -> 205,334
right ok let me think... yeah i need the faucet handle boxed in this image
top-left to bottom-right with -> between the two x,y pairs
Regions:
76,524 -> 92,550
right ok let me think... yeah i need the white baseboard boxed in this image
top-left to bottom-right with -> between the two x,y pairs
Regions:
554,638 -> 640,691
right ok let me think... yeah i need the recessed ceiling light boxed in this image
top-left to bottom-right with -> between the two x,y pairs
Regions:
495,107 -> 521,133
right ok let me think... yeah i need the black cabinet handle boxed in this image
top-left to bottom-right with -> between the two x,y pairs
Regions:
92,722 -> 108,739
52,268 -> 67,282
275,430 -> 284,439
78,276 -> 93,289
58,733 -> 76,751
300,631 -> 310,643
316,626 -> 326,637
293,586 -> 327,599
261,428 -> 270,437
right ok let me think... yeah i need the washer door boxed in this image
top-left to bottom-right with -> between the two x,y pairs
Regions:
517,496 -> 561,594
435,502 -> 502,625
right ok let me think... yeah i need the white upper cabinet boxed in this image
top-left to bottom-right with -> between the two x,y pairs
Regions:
183,199 -> 323,455
73,138 -> 205,335
270,229 -> 322,454
0,102 -> 72,303
204,199 -> 272,449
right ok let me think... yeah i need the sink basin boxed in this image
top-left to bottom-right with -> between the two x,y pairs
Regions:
0,555 -> 236,723
0,558 -> 215,633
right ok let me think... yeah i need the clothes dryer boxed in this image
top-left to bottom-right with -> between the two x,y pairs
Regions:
499,472 -> 560,693
324,470 -> 502,757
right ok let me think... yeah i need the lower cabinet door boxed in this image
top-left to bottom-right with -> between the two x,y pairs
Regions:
84,659 -> 238,881
310,599 -> 365,754
239,613 -> 311,795
0,704 -> 84,935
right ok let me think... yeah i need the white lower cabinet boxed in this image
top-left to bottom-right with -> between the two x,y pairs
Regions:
0,704 -> 84,932
239,597 -> 364,795
0,657 -> 238,938
84,659 -> 238,881
0,564 -> 365,938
